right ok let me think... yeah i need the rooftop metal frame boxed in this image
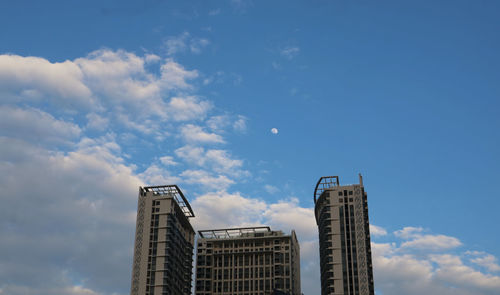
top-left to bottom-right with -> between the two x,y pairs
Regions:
314,176 -> 340,203
198,226 -> 271,239
141,185 -> 195,218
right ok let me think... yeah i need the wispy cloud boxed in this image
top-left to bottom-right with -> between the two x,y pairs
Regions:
280,46 -> 300,60
164,31 -> 210,55
180,124 -> 225,144
208,8 -> 221,16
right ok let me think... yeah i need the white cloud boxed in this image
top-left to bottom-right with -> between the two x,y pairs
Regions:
401,234 -> 462,251
164,31 -> 190,55
467,251 -> 500,272
394,226 -> 424,239
159,58 -> 199,90
190,38 -> 210,54
85,112 -> 109,131
206,115 -> 230,131
264,184 -> 279,194
431,254 -> 500,292
0,50 -> 206,138
0,106 -> 81,145
164,32 -> 210,55
370,224 -> 388,237
179,169 -> 234,191
233,115 -> 247,132
144,53 -> 161,63
174,145 -> 248,180
159,156 -> 177,166
395,227 -> 462,251
191,191 -> 266,229
0,54 -> 94,108
280,46 -> 300,60
0,136 -> 141,295
0,47 -> 251,295
263,198 -> 316,240
168,96 -> 212,121
372,228 -> 500,295
180,124 -> 225,144
138,164 -> 180,185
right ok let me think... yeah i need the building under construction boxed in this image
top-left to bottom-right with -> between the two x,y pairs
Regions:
194,227 -> 301,295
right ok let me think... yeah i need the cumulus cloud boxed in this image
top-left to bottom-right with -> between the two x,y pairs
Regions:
467,251 -> 500,273
159,155 -> 177,166
180,124 -> 225,144
168,96 -> 212,121
0,47 -> 249,295
0,54 -> 94,108
0,106 -> 81,145
370,224 -> 388,237
372,229 -> 500,295
0,50 -> 204,138
179,169 -> 235,191
138,164 -> 180,185
264,184 -> 280,194
0,136 -> 141,295
174,145 -> 248,180
395,227 -> 462,251
85,112 -> 109,131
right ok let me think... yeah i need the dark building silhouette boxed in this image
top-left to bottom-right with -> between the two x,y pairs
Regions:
314,175 -> 375,295
130,185 -> 195,295
194,227 -> 301,295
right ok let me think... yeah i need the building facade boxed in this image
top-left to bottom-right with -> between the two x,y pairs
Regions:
130,185 -> 195,295
194,227 -> 301,295
314,175 -> 375,295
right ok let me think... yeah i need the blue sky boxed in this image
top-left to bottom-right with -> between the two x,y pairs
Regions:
1,1 -> 499,295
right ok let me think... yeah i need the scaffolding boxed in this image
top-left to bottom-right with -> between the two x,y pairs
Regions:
141,185 -> 195,218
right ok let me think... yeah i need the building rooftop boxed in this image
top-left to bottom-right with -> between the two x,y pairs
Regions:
141,185 -> 195,218
198,226 -> 279,239
313,174 -> 364,203
313,176 -> 340,203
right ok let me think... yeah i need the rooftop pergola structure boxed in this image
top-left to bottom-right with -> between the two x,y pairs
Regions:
198,226 -> 272,239
313,176 -> 340,204
141,185 -> 195,218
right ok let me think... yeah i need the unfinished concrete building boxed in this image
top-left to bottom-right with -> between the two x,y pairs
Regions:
314,175 -> 375,295
194,227 -> 301,295
130,185 -> 195,295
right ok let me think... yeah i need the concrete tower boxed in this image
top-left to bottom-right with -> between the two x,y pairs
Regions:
314,175 -> 375,295
130,185 -> 195,295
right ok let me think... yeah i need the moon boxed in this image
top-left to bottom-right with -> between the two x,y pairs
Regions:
271,128 -> 278,134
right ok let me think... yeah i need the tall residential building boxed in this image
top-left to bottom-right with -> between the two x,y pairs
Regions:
130,185 -> 195,295
194,227 -> 301,295
314,175 -> 375,295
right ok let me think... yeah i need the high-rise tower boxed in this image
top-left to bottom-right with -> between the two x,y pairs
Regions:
314,175 -> 374,295
130,185 -> 195,295
194,227 -> 301,295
